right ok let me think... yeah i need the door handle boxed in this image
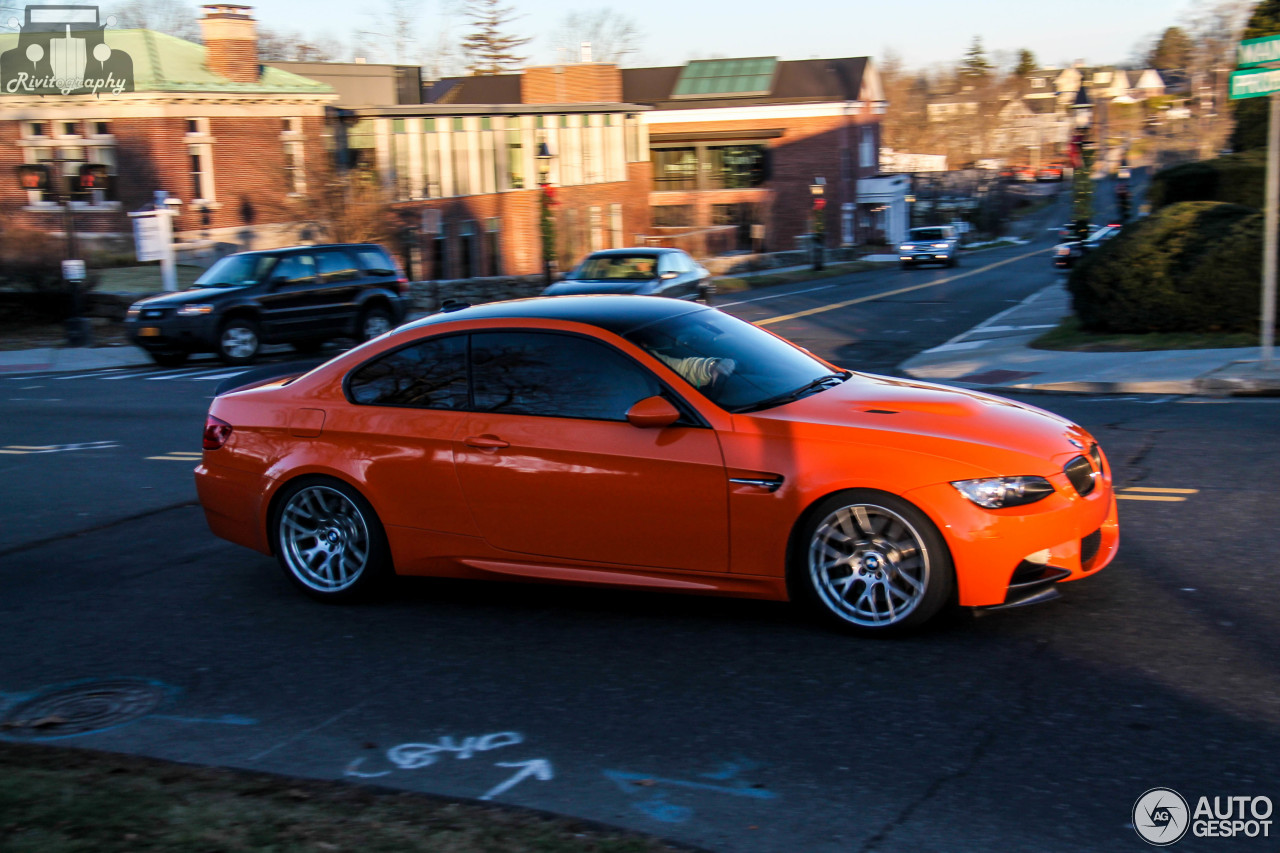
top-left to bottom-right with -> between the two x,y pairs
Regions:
464,435 -> 510,449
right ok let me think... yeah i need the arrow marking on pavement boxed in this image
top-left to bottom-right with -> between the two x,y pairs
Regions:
481,759 -> 554,801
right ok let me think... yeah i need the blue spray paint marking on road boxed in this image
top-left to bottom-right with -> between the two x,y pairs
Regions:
604,760 -> 777,824
151,714 -> 258,726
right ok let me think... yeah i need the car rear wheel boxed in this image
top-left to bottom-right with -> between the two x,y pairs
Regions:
791,490 -> 954,635
272,478 -> 391,602
359,306 -> 394,341
218,318 -> 261,365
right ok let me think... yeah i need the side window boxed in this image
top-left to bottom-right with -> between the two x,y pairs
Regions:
270,254 -> 316,285
470,331 -> 662,421
657,253 -> 676,275
316,249 -> 360,283
355,247 -> 396,276
674,251 -> 695,273
347,334 -> 468,409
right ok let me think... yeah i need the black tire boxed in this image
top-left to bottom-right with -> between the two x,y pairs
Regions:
217,318 -> 261,365
271,476 -> 392,603
900,261 -> 914,270
150,350 -> 189,367
789,489 -> 954,635
359,306 -> 394,342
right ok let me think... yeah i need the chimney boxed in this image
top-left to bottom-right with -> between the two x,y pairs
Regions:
200,4 -> 258,83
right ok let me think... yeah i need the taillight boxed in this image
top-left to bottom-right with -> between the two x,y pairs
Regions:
396,277 -> 409,296
203,415 -> 233,450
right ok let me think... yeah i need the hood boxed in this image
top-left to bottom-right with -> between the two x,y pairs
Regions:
131,286 -> 248,307
542,279 -> 654,296
743,373 -> 1093,477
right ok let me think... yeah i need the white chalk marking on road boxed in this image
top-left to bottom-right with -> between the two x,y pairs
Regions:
481,759 -> 554,801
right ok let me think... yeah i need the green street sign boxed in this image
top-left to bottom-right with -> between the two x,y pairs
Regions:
1231,66 -> 1280,99
1239,33 -> 1280,68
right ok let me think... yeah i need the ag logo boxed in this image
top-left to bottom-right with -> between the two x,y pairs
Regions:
1,4 -> 135,96
1134,787 -> 1190,846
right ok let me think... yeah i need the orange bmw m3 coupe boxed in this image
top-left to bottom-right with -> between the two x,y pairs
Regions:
195,296 -> 1118,634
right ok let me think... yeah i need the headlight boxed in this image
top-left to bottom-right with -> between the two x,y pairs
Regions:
1055,246 -> 1071,256
177,304 -> 214,316
126,306 -> 141,319
932,242 -> 949,249
951,476 -> 1055,509
899,244 -> 914,251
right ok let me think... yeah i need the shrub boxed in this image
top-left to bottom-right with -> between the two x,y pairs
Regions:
0,226 -> 65,292
1069,201 -> 1268,334
1147,150 -> 1267,211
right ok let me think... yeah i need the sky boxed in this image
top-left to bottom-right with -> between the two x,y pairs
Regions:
239,0 -> 1200,72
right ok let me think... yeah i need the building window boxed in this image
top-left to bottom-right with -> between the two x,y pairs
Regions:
610,204 -> 623,249
91,120 -> 111,136
705,145 -> 767,189
451,119 -> 471,196
60,121 -> 79,137
652,148 -> 698,190
432,221 -> 449,279
29,122 -> 47,137
589,206 -> 603,251
459,220 -> 476,278
859,128 -> 875,169
189,145 -> 214,201
506,128 -> 524,189
652,205 -> 694,227
284,142 -> 305,195
22,128 -> 117,206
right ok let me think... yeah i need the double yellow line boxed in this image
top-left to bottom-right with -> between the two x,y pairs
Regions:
1117,487 -> 1199,503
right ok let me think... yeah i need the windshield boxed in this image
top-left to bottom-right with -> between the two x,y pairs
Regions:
908,228 -> 951,242
570,254 -> 659,281
623,309 -> 841,412
193,255 -> 275,288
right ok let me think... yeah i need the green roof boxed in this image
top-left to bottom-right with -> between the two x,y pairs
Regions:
671,57 -> 778,99
0,29 -> 334,95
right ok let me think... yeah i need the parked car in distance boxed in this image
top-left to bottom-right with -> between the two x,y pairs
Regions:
542,248 -> 713,303
1052,223 -> 1123,269
1057,221 -> 1096,241
125,244 -> 409,366
899,226 -> 962,269
196,296 -> 1118,635
1036,164 -> 1064,182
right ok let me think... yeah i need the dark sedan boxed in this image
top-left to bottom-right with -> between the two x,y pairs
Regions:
543,248 -> 713,303
1052,224 -> 1122,269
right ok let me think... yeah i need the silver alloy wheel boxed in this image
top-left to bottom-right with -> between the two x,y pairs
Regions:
808,503 -> 931,627
221,324 -> 259,359
362,311 -> 392,339
278,485 -> 372,593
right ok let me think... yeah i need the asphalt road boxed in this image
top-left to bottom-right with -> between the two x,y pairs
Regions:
2,237 -> 1279,852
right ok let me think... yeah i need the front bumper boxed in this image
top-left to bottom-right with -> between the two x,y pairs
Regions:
125,315 -> 218,352
900,251 -> 954,263
904,471 -> 1119,608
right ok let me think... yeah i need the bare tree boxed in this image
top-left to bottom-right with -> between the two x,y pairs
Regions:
258,27 -> 348,62
461,0 -> 530,75
550,8 -> 641,64
107,0 -> 200,41
354,0 -> 425,64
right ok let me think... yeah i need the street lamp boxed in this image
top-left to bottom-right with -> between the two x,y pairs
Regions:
536,142 -> 556,288
810,176 -> 826,271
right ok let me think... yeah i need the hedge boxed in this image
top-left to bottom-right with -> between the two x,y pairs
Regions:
1068,201 -> 1269,334
1147,150 -> 1267,212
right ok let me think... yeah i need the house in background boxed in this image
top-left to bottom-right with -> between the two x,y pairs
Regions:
0,4 -> 334,251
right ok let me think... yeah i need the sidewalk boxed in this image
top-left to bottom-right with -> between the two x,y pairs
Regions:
899,282 -> 1280,396
4,281 -> 1279,396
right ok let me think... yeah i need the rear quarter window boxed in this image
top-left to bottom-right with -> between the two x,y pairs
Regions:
355,248 -> 397,276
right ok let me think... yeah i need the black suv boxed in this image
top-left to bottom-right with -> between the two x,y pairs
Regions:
125,244 -> 410,366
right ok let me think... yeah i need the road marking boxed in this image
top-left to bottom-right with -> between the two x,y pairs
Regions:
1117,487 -> 1199,502
718,282 -> 841,307
755,247 -> 1047,326
147,451 -> 203,462
0,441 -> 118,455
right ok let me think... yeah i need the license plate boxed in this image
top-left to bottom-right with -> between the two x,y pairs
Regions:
139,327 -> 160,337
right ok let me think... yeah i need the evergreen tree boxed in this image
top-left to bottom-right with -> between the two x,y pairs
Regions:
1147,26 -> 1193,72
1231,0 -> 1280,151
959,36 -> 992,82
461,0 -> 530,75
1014,48 -> 1037,79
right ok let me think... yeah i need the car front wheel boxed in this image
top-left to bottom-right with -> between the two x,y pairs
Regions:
359,306 -> 394,341
272,478 -> 391,602
791,490 -> 954,635
217,318 -> 261,365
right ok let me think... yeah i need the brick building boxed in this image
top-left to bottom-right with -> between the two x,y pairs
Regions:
0,4 -> 335,253
434,56 -> 891,255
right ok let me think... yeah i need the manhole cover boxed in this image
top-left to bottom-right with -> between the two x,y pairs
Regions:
0,678 -> 169,738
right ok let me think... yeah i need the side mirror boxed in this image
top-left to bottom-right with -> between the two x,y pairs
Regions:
626,395 -> 681,429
